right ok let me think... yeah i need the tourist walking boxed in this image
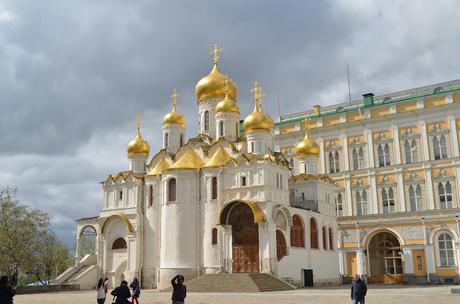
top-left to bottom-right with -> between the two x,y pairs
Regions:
97,278 -> 106,304
130,277 -> 141,304
351,274 -> 367,304
103,277 -> 109,294
171,275 -> 186,304
0,276 -> 15,304
110,280 -> 131,304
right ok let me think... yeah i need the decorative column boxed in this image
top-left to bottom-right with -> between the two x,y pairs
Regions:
424,244 -> 436,283
345,176 -> 353,216
220,225 -> 232,273
319,139 -> 326,174
424,166 -> 435,210
448,115 -> 459,157
392,126 -> 402,165
419,121 -> 430,161
369,172 -> 378,214
356,248 -> 366,276
396,169 -> 406,212
75,237 -> 82,265
365,130 -> 375,168
258,222 -> 278,275
402,247 -> 414,283
342,134 -> 349,171
338,250 -> 346,277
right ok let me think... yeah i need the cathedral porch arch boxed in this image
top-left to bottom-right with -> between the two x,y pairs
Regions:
100,213 -> 134,235
218,200 -> 266,225
363,227 -> 406,248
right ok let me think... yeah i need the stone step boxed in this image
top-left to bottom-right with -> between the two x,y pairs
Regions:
185,273 -> 296,292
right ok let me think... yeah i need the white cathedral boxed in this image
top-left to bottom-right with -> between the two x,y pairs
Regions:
55,46 -> 340,290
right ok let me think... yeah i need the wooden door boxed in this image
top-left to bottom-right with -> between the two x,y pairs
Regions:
232,244 -> 259,273
412,249 -> 427,277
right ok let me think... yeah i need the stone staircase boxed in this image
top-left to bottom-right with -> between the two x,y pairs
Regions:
63,265 -> 92,284
185,273 -> 296,292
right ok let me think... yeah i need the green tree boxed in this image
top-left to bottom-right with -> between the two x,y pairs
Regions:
0,187 -> 49,286
33,230 -> 71,284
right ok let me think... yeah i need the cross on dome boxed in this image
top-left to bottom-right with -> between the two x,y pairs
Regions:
223,75 -> 230,95
171,88 -> 180,109
136,113 -> 142,130
210,43 -> 223,64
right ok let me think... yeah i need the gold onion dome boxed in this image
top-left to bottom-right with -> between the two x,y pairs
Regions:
243,83 -> 275,132
195,44 -> 238,102
127,123 -> 150,157
216,77 -> 240,114
295,119 -> 320,157
163,89 -> 186,126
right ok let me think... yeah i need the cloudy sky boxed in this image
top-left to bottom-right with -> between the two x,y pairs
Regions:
1,0 -> 460,247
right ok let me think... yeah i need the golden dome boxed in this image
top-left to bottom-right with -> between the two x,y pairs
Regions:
215,86 -> 240,114
243,83 -> 274,132
163,89 -> 186,126
195,63 -> 238,102
127,127 -> 150,157
295,122 -> 319,158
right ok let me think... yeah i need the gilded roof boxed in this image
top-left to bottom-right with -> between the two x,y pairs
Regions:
147,159 -> 171,176
168,148 -> 204,170
290,173 -> 337,186
203,146 -> 233,168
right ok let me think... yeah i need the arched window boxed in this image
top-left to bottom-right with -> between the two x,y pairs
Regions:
433,135 -> 448,160
409,185 -> 423,211
334,151 -> 340,172
180,133 -> 184,147
290,215 -> 304,247
235,122 -> 239,137
405,140 -> 418,163
438,233 -> 456,267
356,191 -> 368,215
322,226 -> 327,250
336,193 -> 343,216
251,142 -> 255,153
382,188 -> 395,213
112,238 -> 127,250
148,185 -> 153,207
211,176 -> 218,200
328,152 -> 340,173
378,143 -> 391,167
168,178 -> 176,202
328,152 -> 334,173
438,182 -> 453,209
219,121 -> 224,137
164,132 -> 169,148
204,110 -> 210,132
352,148 -> 358,170
212,228 -> 218,245
329,227 -> 334,251
352,147 -> 365,170
310,218 -> 318,249
276,230 -> 287,261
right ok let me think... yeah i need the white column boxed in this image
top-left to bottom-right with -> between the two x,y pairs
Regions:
402,247 -> 414,274
365,130 -> 375,168
345,177 -> 353,216
369,173 -> 378,214
392,126 -> 402,165
319,139 -> 326,174
342,134 -> 349,171
338,250 -> 346,276
448,115 -> 459,157
455,240 -> 460,273
424,168 -> 435,210
419,121 -> 430,161
396,169 -> 406,212
258,222 -> 277,275
75,237 -> 82,265
424,245 -> 436,277
456,166 -> 460,208
356,248 -> 365,275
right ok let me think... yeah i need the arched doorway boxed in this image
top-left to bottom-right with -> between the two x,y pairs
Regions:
79,226 -> 97,257
222,202 -> 260,273
368,231 -> 404,284
276,230 -> 287,261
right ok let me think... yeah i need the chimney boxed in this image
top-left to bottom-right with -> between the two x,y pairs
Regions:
313,104 -> 321,116
363,93 -> 374,107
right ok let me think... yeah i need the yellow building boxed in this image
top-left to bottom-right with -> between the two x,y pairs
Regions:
274,80 -> 460,284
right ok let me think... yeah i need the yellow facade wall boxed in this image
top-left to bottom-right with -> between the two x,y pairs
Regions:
346,252 -> 358,276
280,124 -> 296,134
347,111 -> 362,123
424,96 -> 445,108
371,106 -> 391,118
397,101 -> 417,113
454,92 -> 460,103
323,115 -> 341,127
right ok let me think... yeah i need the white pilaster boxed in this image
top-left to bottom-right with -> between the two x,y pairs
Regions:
402,247 -> 414,274
448,115 -> 459,157
424,245 -> 436,276
424,168 -> 435,210
369,173 -> 378,214
356,248 -> 365,275
396,169 -> 406,212
342,134 -> 349,171
319,139 -> 326,174
419,121 -> 430,161
365,130 -> 375,168
392,125 -> 402,165
345,177 -> 353,216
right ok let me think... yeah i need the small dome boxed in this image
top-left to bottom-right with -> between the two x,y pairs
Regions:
163,105 -> 186,126
243,85 -> 274,132
127,127 -> 150,157
195,63 -> 238,102
295,127 -> 319,158
216,94 -> 240,114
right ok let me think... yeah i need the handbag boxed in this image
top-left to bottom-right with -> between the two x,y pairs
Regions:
111,296 -> 117,304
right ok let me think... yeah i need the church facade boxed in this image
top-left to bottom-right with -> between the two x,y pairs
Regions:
275,80 -> 460,284
59,47 -> 340,290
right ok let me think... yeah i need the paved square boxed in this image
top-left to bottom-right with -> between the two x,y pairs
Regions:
14,285 -> 457,304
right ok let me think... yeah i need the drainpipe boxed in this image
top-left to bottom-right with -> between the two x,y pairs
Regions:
421,217 -> 430,284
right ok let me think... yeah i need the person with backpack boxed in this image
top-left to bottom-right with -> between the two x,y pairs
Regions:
130,277 -> 141,304
351,274 -> 367,304
96,278 -> 106,304
110,280 -> 131,304
171,274 -> 186,304
0,276 -> 15,304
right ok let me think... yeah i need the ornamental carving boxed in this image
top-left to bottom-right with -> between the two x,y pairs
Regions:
400,226 -> 424,240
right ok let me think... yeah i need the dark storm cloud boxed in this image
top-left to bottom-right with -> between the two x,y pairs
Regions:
0,0 -> 459,244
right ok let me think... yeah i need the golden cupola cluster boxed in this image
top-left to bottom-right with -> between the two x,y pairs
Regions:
195,44 -> 238,102
295,118 -> 320,157
163,89 -> 186,126
127,114 -> 150,157
243,83 -> 275,132
215,76 -> 240,114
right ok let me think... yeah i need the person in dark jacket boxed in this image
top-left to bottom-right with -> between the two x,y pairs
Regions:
111,280 -> 131,304
130,277 -> 140,304
351,274 -> 367,304
0,276 -> 15,304
171,275 -> 186,304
